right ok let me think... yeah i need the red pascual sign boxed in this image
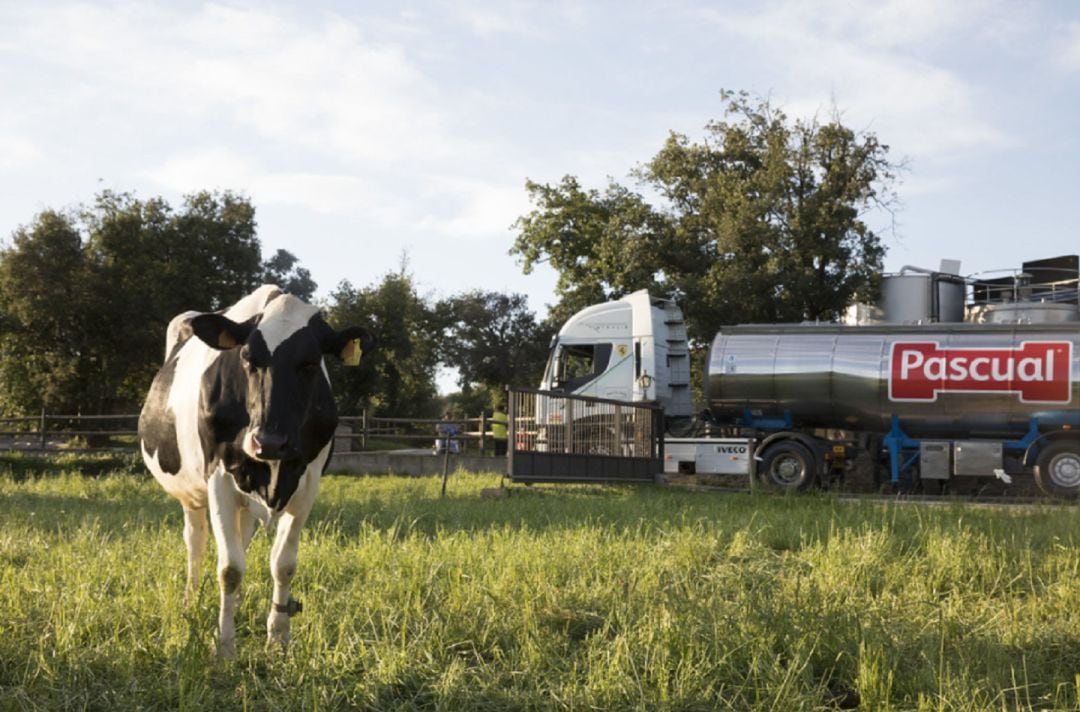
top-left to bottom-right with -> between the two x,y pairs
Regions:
889,341 -> 1073,403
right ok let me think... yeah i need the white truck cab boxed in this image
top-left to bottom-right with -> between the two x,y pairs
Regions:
540,290 -> 693,420
536,290 -> 752,478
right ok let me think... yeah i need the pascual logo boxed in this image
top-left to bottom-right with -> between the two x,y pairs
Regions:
889,341 -> 1072,403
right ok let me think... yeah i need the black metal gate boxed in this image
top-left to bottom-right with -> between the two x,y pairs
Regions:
508,388 -> 663,483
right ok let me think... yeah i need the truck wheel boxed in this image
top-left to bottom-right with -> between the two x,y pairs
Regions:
1034,441 -> 1080,498
759,441 -> 816,491
583,425 -> 617,456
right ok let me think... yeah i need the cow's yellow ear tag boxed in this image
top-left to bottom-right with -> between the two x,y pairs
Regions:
341,339 -> 362,366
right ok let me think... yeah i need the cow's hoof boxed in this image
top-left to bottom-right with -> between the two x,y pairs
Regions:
267,632 -> 291,652
266,625 -> 291,652
217,638 -> 237,659
267,609 -> 291,651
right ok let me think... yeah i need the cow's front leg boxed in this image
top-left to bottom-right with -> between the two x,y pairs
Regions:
266,510 -> 303,651
267,469 -> 320,652
234,507 -> 259,605
182,506 -> 208,606
208,467 -> 246,658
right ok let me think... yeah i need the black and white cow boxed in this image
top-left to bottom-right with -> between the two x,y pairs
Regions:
139,285 -> 374,656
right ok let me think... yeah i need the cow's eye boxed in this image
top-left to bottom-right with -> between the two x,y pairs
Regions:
240,345 -> 258,371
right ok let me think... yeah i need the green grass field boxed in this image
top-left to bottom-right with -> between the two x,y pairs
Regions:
3,463 -> 1080,711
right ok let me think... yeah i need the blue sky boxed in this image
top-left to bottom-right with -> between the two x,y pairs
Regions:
2,0 -> 1079,320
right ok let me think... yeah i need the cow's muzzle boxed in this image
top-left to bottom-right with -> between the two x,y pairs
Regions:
248,430 -> 291,461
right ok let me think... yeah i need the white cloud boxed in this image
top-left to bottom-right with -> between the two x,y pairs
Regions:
2,1 -> 526,240
445,0 -> 588,37
893,171 -> 957,199
453,6 -> 522,37
145,147 -> 530,240
733,0 -> 996,50
1059,21 -> 1080,71
144,148 -> 411,222
143,148 -> 251,194
5,3 -> 452,164
178,8 -> 449,163
789,50 -> 1012,159
416,176 -> 532,239
0,133 -> 41,171
701,0 -> 1014,161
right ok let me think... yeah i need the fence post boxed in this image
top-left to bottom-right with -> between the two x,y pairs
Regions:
614,403 -> 623,456
567,398 -> 575,455
361,408 -> 369,451
654,407 -> 664,466
479,411 -> 486,455
506,391 -> 516,482
39,409 -> 47,450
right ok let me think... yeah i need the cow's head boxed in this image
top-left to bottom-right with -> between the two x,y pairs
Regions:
188,295 -> 374,463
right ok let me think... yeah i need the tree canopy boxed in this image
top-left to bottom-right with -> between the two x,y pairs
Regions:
0,91 -> 903,417
323,263 -> 443,419
0,190 -> 316,415
261,248 -> 317,302
512,91 -> 898,345
0,189 -> 555,418
437,290 -> 553,402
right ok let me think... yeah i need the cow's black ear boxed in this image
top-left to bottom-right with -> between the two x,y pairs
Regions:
189,314 -> 255,350
323,326 -> 375,365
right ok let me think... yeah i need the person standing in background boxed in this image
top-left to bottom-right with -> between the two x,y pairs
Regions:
491,401 -> 508,456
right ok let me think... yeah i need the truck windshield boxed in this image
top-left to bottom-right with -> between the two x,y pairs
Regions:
555,343 -> 613,392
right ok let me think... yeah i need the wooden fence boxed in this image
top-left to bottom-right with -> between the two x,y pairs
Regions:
0,413 -> 139,452
336,413 -> 492,454
0,411 -> 496,455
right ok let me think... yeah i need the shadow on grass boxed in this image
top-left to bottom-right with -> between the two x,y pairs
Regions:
0,487 -> 180,537
5,468 -> 1075,555
0,451 -> 143,479
312,474 -> 860,546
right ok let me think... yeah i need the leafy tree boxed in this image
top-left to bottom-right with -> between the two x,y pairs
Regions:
512,90 -> 898,345
79,190 -> 263,411
261,248 -> 317,301
438,389 -> 491,421
0,210 -> 89,414
511,177 -> 670,327
323,263 -> 442,419
437,290 -> 553,400
159,190 -> 263,310
0,189 -> 298,416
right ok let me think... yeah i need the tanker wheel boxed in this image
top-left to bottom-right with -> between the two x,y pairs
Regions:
758,441 -> 817,492
1034,441 -> 1080,499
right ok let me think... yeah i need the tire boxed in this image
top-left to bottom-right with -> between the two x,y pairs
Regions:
758,441 -> 817,491
584,426 -> 617,456
1034,441 -> 1080,498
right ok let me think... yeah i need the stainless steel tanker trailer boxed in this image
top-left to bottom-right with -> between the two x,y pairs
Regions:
535,255 -> 1080,497
707,321 -> 1078,495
